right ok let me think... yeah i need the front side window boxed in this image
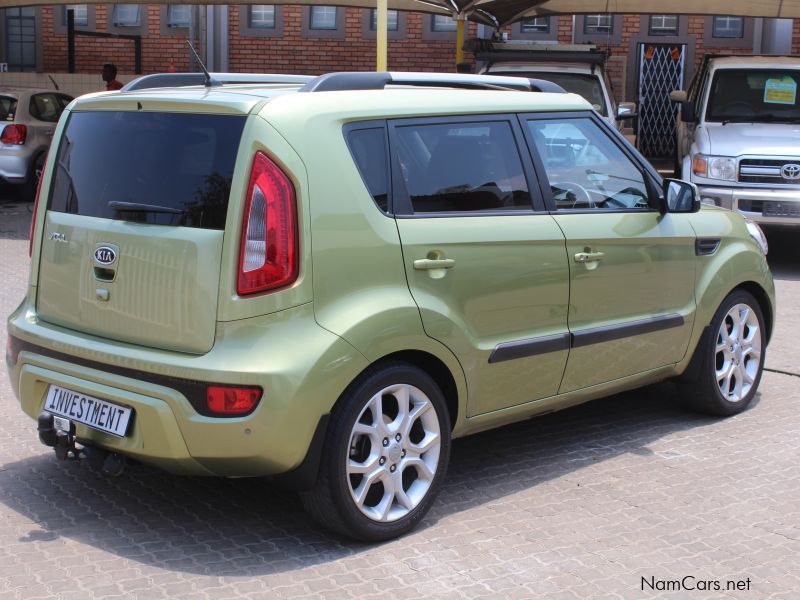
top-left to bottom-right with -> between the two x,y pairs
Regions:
649,15 -> 678,36
527,118 -> 649,211
63,5 -> 89,26
713,16 -> 745,38
431,15 -> 457,32
393,121 -> 532,213
249,5 -> 276,28
370,9 -> 398,31
112,5 -> 140,27
310,6 -> 337,30
167,5 -> 191,28
520,16 -> 549,33
584,14 -> 612,34
705,69 -> 800,123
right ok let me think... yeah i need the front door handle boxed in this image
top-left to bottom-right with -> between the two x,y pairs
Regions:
574,251 -> 605,264
414,258 -> 455,270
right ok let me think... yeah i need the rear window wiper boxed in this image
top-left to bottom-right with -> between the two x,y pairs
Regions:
108,201 -> 183,214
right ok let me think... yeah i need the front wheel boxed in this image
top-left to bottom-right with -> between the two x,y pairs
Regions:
680,290 -> 766,416
300,362 -> 451,541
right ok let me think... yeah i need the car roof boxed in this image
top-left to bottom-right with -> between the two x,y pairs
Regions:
69,83 -> 591,119
708,55 -> 800,69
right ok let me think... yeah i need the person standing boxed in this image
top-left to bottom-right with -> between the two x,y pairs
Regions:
102,63 -> 123,91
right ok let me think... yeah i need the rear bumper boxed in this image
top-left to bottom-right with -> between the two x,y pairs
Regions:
698,185 -> 800,227
0,149 -> 30,183
6,295 -> 368,477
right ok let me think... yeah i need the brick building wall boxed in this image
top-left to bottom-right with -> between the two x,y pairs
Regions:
794,19 -> 800,54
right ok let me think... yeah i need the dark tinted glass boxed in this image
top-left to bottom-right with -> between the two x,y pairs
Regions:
29,93 -> 63,122
394,121 -> 531,213
49,111 -> 246,230
347,127 -> 389,212
0,97 -> 16,122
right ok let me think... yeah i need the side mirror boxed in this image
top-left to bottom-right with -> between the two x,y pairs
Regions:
669,90 -> 687,102
616,102 -> 637,120
662,179 -> 700,214
679,101 -> 696,123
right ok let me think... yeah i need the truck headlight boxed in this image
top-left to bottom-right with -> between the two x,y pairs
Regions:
692,155 -> 736,181
744,218 -> 768,256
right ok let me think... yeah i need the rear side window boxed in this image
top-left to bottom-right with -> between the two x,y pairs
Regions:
392,121 -> 532,213
0,97 -> 17,122
49,111 -> 246,230
347,127 -> 389,212
29,93 -> 63,122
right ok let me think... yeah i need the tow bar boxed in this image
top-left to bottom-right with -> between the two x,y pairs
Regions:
37,411 -> 127,476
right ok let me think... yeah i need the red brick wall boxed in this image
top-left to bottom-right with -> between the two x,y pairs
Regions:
228,8 -> 475,73
793,19 -> 800,54
41,6 -> 190,74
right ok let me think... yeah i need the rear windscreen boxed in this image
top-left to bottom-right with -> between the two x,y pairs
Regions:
49,111 -> 246,230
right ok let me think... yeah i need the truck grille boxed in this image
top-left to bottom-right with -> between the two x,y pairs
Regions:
739,158 -> 800,185
738,200 -> 800,218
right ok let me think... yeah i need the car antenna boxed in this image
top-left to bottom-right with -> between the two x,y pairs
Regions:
186,40 -> 221,88
48,75 -> 60,91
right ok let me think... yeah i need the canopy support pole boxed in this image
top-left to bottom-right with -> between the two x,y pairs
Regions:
455,17 -> 466,67
376,0 -> 388,71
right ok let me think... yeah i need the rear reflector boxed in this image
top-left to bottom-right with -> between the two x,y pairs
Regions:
0,124 -> 27,145
206,386 -> 262,416
237,152 -> 298,295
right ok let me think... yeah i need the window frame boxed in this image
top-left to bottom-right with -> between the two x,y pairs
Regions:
520,16 -> 550,34
386,113 -> 546,218
712,16 -> 745,38
343,121 -> 393,215
309,6 -> 338,30
111,4 -> 141,27
648,14 -> 679,36
517,111 -> 661,214
431,14 -> 457,32
583,14 -> 613,35
369,8 -> 399,31
248,5 -> 276,29
63,4 -> 89,26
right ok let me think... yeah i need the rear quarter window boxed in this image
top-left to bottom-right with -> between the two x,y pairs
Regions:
346,126 -> 389,212
48,111 -> 246,230
0,96 -> 17,122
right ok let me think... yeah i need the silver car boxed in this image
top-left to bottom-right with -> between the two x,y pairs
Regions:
1,88 -> 73,196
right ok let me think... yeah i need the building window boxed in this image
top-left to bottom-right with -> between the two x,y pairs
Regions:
583,14 -> 613,34
369,9 -> 398,31
520,16 -> 550,33
431,15 -> 457,32
309,6 -> 337,30
5,7 -> 36,72
649,15 -> 678,36
713,16 -> 745,38
167,5 -> 191,28
63,5 -> 89,26
249,5 -> 275,29
112,5 -> 140,27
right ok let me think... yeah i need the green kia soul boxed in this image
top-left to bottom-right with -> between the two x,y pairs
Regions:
7,72 -> 774,541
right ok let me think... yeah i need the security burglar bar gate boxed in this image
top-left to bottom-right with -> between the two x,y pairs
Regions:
637,44 -> 686,158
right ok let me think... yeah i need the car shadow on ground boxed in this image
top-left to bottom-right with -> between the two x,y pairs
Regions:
0,381 -> 729,576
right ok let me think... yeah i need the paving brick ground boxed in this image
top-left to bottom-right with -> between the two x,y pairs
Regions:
1,196 -> 798,599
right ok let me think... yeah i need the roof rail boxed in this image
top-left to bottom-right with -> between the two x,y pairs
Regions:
466,38 -> 610,66
299,71 -> 566,94
121,72 -> 314,92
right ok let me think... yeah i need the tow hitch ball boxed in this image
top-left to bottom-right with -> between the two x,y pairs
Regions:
38,411 -> 78,460
37,412 -> 126,476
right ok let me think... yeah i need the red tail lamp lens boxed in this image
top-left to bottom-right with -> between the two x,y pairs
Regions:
0,124 -> 27,145
206,386 -> 262,416
237,151 -> 298,296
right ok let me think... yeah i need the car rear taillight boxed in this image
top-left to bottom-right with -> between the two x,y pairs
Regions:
237,152 -> 298,296
206,386 -> 262,416
0,124 -> 27,145
29,153 -> 47,257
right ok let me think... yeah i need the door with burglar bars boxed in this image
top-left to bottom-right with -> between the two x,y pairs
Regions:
637,44 -> 685,158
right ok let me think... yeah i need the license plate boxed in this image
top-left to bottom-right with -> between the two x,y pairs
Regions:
43,385 -> 133,437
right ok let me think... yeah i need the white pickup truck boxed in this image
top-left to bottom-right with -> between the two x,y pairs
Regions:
671,54 -> 800,227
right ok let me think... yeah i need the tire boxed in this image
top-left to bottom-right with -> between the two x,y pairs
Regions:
679,290 -> 766,416
300,362 -> 451,542
23,152 -> 45,200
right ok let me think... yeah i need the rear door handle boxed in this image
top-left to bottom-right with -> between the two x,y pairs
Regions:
574,251 -> 605,263
413,258 -> 455,270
